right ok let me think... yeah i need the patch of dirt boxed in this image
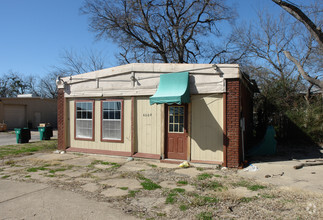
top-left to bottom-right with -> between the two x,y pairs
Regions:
1,153 -> 323,219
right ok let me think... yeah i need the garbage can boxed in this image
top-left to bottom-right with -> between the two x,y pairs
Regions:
38,126 -> 53,140
14,128 -> 31,143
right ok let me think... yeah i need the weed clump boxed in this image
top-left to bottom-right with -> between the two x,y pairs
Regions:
128,190 -> 140,197
233,180 -> 267,191
177,180 -> 188,185
88,160 -> 121,170
197,173 -> 213,180
179,204 -> 188,211
27,165 -> 48,172
196,211 -> 213,220
191,194 -> 218,206
138,175 -> 161,190
166,192 -> 177,204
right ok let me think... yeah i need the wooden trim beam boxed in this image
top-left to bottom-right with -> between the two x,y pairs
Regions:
223,92 -> 227,167
133,153 -> 161,159
131,97 -> 135,156
67,147 -> 131,157
190,160 -> 223,165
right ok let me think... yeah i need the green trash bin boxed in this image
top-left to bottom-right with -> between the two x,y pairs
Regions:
38,127 -> 46,140
38,126 -> 53,140
14,128 -> 31,143
14,128 -> 21,143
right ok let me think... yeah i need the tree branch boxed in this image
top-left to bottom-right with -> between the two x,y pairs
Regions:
283,50 -> 323,90
272,0 -> 323,49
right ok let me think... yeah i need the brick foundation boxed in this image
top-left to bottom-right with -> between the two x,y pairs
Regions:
57,88 -> 66,151
225,79 -> 241,168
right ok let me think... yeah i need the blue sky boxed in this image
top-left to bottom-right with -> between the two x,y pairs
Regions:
0,0 -> 282,77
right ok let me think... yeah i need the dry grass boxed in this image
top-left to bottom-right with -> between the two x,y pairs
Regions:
1,152 -> 322,220
0,140 -> 57,159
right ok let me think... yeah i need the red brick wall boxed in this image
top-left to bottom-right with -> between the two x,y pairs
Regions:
225,79 -> 241,168
57,88 -> 66,150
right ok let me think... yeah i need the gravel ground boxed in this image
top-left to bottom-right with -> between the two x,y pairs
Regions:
1,151 -> 322,219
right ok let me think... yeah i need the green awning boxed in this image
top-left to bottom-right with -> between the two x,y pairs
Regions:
150,72 -> 190,105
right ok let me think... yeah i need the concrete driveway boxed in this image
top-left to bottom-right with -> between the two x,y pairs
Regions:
239,143 -> 323,193
0,152 -> 322,219
238,159 -> 323,193
0,180 -> 138,220
0,130 -> 58,146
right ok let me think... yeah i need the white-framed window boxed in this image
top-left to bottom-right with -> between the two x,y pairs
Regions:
101,100 -> 123,142
75,101 -> 94,140
168,106 -> 185,133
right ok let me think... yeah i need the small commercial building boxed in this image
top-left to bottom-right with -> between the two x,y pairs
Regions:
0,96 -> 57,130
56,63 -> 257,168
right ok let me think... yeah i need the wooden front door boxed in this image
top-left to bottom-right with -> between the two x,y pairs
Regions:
166,105 -> 188,160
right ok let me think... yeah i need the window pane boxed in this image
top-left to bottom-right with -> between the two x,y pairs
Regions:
81,102 -> 86,111
169,107 -> 174,116
76,103 -> 82,111
174,124 -> 178,132
116,102 -> 121,110
115,111 -> 121,119
169,115 -> 173,123
85,127 -> 90,138
87,103 -> 92,111
179,107 -> 184,115
111,120 -> 116,130
114,102 -> 119,110
77,112 -> 81,119
109,111 -> 115,119
112,130 -> 118,139
103,111 -> 108,119
102,120 -> 122,140
82,112 -> 87,119
179,116 -> 184,123
116,130 -> 121,140
76,120 -> 92,139
169,124 -> 173,132
108,102 -> 113,110
110,121 -> 120,130
103,102 -> 109,111
175,116 -> 178,123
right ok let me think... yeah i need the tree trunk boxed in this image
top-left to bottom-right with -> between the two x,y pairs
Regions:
272,0 -> 323,49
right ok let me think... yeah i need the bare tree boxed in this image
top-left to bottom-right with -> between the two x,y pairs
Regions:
234,13 -> 300,83
0,71 -> 38,98
38,71 -> 61,99
40,49 -> 107,98
54,49 -> 106,76
272,0 -> 323,92
231,10 -> 323,108
81,0 -> 235,63
204,33 -> 250,64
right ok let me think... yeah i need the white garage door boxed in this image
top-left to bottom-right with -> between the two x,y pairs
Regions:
4,105 -> 26,129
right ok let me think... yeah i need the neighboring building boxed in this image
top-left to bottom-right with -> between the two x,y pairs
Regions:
56,63 -> 257,168
0,95 -> 57,129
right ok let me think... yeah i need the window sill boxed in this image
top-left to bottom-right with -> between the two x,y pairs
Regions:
75,137 -> 95,141
101,138 -> 124,143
